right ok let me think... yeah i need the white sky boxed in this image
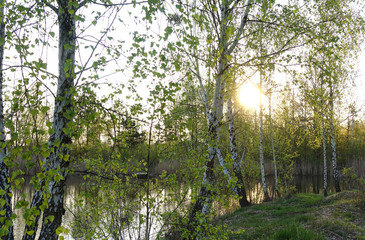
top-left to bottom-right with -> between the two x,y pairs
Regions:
4,1 -> 365,123
355,50 -> 365,107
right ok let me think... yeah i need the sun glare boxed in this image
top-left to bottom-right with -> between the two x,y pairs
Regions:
238,82 -> 267,110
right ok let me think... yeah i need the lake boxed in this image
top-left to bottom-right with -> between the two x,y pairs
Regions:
11,174 -> 350,240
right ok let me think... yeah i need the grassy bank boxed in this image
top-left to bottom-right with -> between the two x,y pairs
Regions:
216,191 -> 365,239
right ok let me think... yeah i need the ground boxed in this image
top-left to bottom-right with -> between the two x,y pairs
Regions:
216,190 -> 365,240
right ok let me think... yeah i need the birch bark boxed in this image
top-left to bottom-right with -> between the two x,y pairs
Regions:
23,1 -> 76,239
0,1 -> 14,238
321,79 -> 328,197
227,98 -> 249,207
329,81 -> 341,193
259,72 -> 269,201
38,1 -> 76,238
188,0 -> 252,237
269,95 -> 280,198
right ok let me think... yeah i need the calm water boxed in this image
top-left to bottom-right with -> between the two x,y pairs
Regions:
12,174 -> 348,240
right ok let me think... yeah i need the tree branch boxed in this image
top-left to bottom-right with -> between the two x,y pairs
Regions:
75,7 -> 120,85
40,0 -> 58,13
89,0 -> 148,7
226,0 -> 252,55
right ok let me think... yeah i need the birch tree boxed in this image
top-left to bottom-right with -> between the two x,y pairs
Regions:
20,1 -> 129,239
161,0 -> 360,236
268,91 -> 279,198
258,71 -> 270,201
329,80 -> 340,193
184,2 -> 253,236
307,0 -> 364,196
0,1 -> 14,239
227,95 -> 250,207
320,76 -> 328,197
22,1 -> 79,238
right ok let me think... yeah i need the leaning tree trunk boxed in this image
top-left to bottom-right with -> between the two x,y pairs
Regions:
188,36 -> 226,235
227,98 -> 249,207
188,25 -> 230,239
0,1 -> 14,239
259,73 -> 269,202
23,2 -> 76,240
188,1 -> 252,238
215,80 -> 237,188
321,79 -> 328,197
187,110 -> 217,238
329,82 -> 340,193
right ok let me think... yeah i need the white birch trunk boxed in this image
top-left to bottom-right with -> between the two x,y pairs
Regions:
23,2 -> 76,239
216,147 -> 234,183
259,73 -> 269,201
188,110 -> 217,238
38,2 -> 76,239
227,99 -> 249,207
188,1 -> 252,237
269,95 -> 280,198
321,80 -> 328,197
0,1 -> 14,238
329,82 -> 341,192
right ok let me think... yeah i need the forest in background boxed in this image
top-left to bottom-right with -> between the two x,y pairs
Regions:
0,0 -> 365,239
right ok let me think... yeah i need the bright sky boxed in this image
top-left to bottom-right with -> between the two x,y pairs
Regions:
238,77 -> 269,111
6,1 -> 364,122
355,51 -> 365,109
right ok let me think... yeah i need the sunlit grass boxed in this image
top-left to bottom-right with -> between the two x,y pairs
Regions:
216,191 -> 364,239
272,224 -> 324,240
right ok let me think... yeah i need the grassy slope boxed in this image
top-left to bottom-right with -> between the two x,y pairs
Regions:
216,191 -> 365,240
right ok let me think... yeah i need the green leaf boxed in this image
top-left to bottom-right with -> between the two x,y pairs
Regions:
64,44 -> 73,50
56,226 -> 62,235
0,37 -> 5,47
164,26 -> 173,40
54,174 -> 64,182
53,139 -> 61,148
41,106 -> 50,114
0,199 -> 6,207
30,109 -> 38,117
48,215 -> 55,222
174,60 -> 181,71
41,151 -> 50,159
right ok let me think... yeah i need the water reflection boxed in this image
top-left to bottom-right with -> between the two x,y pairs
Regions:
12,174 -> 349,240
13,176 -> 83,240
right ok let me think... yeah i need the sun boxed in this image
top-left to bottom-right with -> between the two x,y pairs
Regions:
238,82 -> 267,110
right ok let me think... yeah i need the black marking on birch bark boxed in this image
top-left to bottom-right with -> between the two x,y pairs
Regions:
329,83 -> 341,193
24,1 -> 76,239
227,99 -> 249,207
269,96 -> 280,198
38,2 -> 75,239
0,0 -> 14,238
321,79 -> 328,197
188,1 -> 252,237
188,111 -> 217,237
259,73 -> 269,202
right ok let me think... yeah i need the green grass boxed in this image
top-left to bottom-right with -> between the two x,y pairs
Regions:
216,191 -> 365,239
272,224 -> 324,240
